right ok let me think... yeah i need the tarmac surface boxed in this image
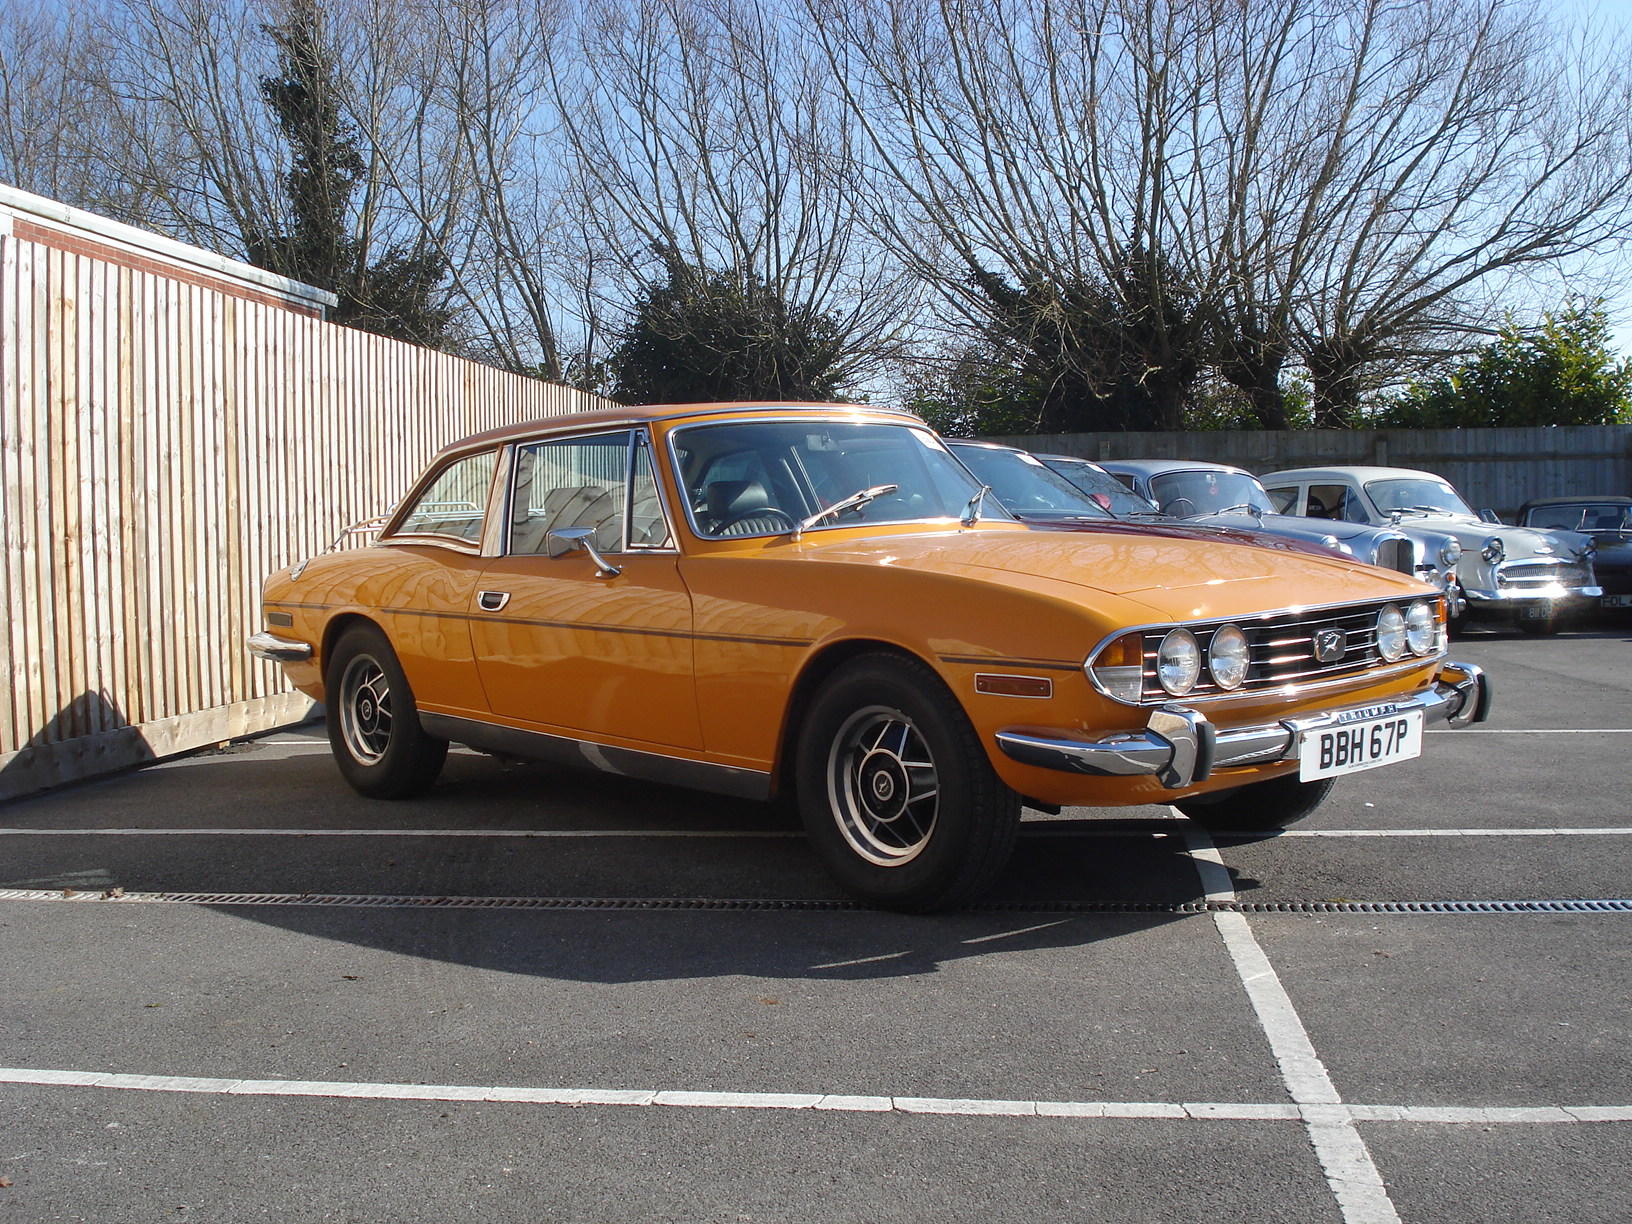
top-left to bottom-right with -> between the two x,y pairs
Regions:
1,621 -> 1628,1223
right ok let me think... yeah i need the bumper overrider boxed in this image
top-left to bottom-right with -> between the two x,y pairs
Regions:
247,631 -> 314,663
996,660 -> 1491,790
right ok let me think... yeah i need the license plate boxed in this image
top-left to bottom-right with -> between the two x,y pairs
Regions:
1299,709 -> 1424,780
1605,594 -> 1632,608
1519,602 -> 1554,621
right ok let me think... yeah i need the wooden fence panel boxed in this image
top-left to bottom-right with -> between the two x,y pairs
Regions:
0,227 -> 611,799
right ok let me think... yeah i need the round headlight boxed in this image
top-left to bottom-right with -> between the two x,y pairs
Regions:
1481,535 -> 1505,564
1320,534 -> 1345,553
1405,600 -> 1435,655
1376,604 -> 1407,662
1439,537 -> 1462,568
1208,624 -> 1250,690
1157,628 -> 1201,695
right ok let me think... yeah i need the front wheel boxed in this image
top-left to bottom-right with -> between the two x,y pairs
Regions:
1174,773 -> 1335,832
325,624 -> 448,798
795,653 -> 1020,911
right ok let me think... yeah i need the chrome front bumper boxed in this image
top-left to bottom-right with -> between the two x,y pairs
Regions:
247,631 -> 314,663
995,660 -> 1491,790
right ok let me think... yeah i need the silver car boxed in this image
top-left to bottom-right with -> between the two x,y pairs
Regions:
1261,466 -> 1600,633
1097,459 -> 1463,608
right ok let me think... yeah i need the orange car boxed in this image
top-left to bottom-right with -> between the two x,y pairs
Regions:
250,402 -> 1490,909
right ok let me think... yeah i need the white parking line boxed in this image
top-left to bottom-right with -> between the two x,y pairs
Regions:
1184,825 -> 1400,1224
4,825 -> 1628,840
0,1067 -> 1624,1124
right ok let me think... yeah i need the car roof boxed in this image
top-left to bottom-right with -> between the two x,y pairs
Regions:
1099,458 -> 1254,478
435,401 -> 917,460
1260,466 -> 1447,484
1036,453 -> 1110,471
1518,495 -> 1632,509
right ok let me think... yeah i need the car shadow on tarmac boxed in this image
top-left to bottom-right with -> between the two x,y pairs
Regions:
2,747 -> 1225,984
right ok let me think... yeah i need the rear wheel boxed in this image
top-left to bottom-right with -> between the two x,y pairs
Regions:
795,653 -> 1020,911
1175,773 -> 1334,832
325,624 -> 448,798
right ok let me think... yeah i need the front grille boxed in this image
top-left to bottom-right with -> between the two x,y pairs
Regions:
1137,599 -> 1415,700
1497,561 -> 1588,589
1371,536 -> 1414,576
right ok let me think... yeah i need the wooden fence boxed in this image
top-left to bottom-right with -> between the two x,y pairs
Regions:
0,213 -> 608,800
984,425 -> 1632,518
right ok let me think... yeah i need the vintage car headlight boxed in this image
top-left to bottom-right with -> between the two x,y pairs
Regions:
1481,536 -> 1505,564
1088,632 -> 1145,702
1405,599 -> 1436,656
1156,628 -> 1201,695
1376,604 -> 1407,661
1439,538 -> 1462,568
1207,624 -> 1250,690
1320,534 -> 1345,553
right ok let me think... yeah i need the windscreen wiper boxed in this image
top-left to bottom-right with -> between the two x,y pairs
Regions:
794,484 -> 899,541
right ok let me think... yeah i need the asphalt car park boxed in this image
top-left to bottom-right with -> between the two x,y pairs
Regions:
1,622 -> 1628,1223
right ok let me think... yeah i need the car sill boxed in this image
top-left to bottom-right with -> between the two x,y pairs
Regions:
418,713 -> 772,802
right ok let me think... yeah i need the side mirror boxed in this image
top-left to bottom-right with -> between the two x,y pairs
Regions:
546,525 -> 621,578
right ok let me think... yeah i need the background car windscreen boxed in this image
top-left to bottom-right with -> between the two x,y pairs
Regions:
1041,458 -> 1160,516
950,446 -> 1112,519
1148,470 -> 1273,517
1365,478 -> 1473,517
674,420 -> 992,537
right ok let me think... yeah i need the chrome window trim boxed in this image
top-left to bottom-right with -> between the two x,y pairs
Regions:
1082,597 -> 1448,707
664,415 -> 1002,541
501,426 -> 683,558
379,533 -> 484,556
380,447 -> 504,549
625,430 -> 681,554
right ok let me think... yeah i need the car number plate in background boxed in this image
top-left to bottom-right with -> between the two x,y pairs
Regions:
1299,709 -> 1424,780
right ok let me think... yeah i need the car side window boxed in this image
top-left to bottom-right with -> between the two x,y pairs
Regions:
394,450 -> 498,544
1265,485 -> 1300,514
1305,483 -> 1367,523
629,442 -> 674,549
510,431 -> 631,555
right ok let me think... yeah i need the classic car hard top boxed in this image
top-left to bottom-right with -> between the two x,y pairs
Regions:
429,401 -> 916,462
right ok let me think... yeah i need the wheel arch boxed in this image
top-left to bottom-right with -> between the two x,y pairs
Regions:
770,637 -> 952,800
319,612 -> 388,687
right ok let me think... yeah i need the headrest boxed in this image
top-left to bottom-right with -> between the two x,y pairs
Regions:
706,479 -> 770,519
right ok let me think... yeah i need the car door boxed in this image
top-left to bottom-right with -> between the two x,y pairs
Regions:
468,428 -> 702,749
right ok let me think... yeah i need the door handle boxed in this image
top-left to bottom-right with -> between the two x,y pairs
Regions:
477,590 -> 510,612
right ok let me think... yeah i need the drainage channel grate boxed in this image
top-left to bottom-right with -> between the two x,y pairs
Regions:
3,889 -> 1630,914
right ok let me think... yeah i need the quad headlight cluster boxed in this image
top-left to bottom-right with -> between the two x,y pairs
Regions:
1152,623 -> 1251,696
1376,599 -> 1438,661
1088,597 -> 1444,704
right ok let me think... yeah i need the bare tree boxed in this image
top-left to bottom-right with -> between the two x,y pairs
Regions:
1283,0 -> 1632,424
551,0 -> 914,396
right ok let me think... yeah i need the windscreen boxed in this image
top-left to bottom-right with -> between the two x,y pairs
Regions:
1148,470 -> 1274,517
949,445 -> 1112,519
672,419 -> 997,538
1365,478 -> 1474,517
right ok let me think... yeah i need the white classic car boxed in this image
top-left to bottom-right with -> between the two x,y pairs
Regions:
1260,466 -> 1600,632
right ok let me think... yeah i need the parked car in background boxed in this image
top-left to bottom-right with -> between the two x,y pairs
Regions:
1261,466 -> 1601,633
1096,459 -> 1463,606
249,402 -> 1489,911
1516,496 -> 1632,613
1034,453 -> 1165,517
950,441 -> 1346,562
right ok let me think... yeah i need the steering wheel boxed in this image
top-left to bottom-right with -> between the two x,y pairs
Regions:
711,507 -> 798,536
1164,496 -> 1197,517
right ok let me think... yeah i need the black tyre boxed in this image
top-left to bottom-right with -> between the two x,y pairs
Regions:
325,624 -> 448,798
1174,772 -> 1335,832
794,653 -> 1021,911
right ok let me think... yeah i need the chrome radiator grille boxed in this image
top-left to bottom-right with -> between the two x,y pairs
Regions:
1371,536 -> 1414,576
1138,599 -> 1410,699
1496,560 -> 1589,589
